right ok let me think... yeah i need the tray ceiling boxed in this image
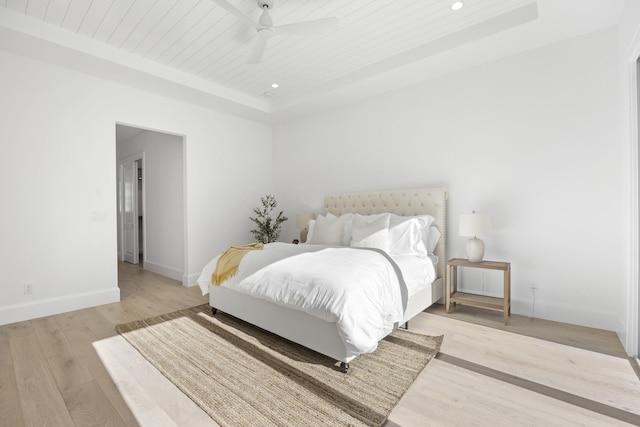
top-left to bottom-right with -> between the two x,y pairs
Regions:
0,0 -> 625,121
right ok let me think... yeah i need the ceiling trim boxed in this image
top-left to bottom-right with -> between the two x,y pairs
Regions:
271,2 -> 539,119
0,1 -> 625,124
0,8 -> 272,120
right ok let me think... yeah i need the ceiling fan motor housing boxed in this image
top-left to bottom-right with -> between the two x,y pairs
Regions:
257,0 -> 274,9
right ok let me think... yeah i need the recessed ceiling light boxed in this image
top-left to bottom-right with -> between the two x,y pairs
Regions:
271,83 -> 279,88
451,1 -> 464,11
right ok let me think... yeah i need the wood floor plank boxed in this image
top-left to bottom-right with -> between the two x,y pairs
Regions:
92,337 -> 183,427
5,319 -> 35,339
427,304 -> 626,357
31,316 -> 70,358
10,333 -> 75,426
118,263 -> 207,308
409,313 -> 640,416
74,306 -> 122,340
436,353 -> 640,425
31,315 -> 97,394
56,309 -> 140,426
96,335 -> 217,427
388,359 -> 633,427
61,379 -> 128,427
116,269 -> 205,316
94,300 -> 140,326
0,326 -> 24,427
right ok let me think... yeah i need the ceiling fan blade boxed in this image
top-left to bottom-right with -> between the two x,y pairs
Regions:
274,17 -> 338,35
247,31 -> 270,64
211,0 -> 258,29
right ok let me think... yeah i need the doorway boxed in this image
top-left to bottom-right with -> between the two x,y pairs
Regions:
115,124 -> 186,283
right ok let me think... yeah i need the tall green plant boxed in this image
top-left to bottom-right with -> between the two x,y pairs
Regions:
249,194 -> 288,243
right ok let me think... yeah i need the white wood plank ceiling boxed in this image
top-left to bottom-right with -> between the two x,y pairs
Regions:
1,0 -> 537,109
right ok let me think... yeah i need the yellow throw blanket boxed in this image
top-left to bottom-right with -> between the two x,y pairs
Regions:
211,243 -> 264,286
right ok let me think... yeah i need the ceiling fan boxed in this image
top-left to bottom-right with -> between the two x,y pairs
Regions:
212,0 -> 339,64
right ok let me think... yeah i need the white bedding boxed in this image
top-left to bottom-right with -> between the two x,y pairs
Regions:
196,242 -> 436,357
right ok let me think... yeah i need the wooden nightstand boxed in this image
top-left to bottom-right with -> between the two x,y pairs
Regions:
445,258 -> 511,325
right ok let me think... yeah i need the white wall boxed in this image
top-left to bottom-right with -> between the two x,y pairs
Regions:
117,129 -> 185,282
0,49 -> 272,325
273,27 -> 623,333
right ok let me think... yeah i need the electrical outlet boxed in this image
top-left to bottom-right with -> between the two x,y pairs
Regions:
24,283 -> 33,295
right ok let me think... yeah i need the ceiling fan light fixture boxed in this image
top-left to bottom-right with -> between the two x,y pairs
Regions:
451,1 -> 464,11
258,9 -> 273,27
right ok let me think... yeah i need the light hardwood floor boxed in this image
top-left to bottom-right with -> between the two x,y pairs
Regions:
2,262 -> 639,426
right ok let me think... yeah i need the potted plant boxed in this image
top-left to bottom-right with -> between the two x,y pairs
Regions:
249,194 -> 288,243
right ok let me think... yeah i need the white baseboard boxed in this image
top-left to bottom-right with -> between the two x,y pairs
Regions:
512,297 -> 619,332
183,272 -> 200,287
143,260 -> 183,282
0,287 -> 120,326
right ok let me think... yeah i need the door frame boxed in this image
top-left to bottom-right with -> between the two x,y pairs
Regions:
115,122 -> 189,287
627,34 -> 640,360
118,152 -> 145,263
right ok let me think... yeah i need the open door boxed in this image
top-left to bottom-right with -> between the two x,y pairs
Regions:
122,159 -> 139,264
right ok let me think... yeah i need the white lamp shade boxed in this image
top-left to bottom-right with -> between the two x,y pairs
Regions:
459,212 -> 492,237
296,212 -> 315,229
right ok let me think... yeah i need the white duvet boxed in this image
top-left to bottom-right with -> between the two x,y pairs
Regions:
197,242 -> 433,356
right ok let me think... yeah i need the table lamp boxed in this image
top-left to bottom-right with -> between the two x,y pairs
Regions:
459,211 -> 492,262
296,212 -> 314,243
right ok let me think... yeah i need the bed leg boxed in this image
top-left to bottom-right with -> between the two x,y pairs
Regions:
340,362 -> 349,373
403,321 -> 409,330
211,307 -> 217,315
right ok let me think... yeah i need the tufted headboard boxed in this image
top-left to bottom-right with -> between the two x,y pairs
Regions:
323,188 -> 448,280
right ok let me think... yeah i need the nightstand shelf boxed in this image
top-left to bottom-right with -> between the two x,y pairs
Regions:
446,258 -> 511,325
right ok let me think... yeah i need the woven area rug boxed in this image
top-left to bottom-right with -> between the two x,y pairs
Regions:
116,304 -> 442,427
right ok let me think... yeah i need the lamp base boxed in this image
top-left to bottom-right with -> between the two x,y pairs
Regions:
466,237 -> 485,262
300,228 -> 309,243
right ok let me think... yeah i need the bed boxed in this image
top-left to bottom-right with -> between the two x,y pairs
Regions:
197,188 -> 447,372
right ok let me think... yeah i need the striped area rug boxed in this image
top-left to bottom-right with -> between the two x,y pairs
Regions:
116,304 -> 442,427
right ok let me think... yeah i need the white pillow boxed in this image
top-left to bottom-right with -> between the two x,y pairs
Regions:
305,213 -> 333,242
306,219 -> 316,242
426,225 -> 441,253
342,214 -> 353,246
308,214 -> 348,245
331,213 -> 353,246
388,217 -> 428,256
350,213 -> 391,251
307,213 -> 353,246
389,214 -> 437,254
